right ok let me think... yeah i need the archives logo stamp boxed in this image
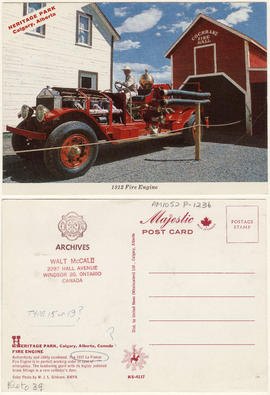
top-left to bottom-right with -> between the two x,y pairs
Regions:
58,212 -> 87,241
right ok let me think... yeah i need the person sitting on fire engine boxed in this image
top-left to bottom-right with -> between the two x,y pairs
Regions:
117,65 -> 138,103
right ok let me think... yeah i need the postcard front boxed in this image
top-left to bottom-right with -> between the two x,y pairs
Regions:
2,2 -> 267,195
1,199 -> 267,392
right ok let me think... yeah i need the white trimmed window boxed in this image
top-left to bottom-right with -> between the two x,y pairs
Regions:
79,71 -> 97,89
76,11 -> 92,46
24,2 -> 46,36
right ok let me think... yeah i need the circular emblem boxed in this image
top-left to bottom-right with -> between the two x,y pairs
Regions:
122,345 -> 148,370
58,212 -> 87,241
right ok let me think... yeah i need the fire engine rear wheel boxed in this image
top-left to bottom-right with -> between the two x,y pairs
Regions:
12,121 -> 43,160
44,121 -> 98,179
184,115 -> 204,145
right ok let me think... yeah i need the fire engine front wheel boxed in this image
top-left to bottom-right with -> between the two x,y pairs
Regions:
44,121 -> 99,179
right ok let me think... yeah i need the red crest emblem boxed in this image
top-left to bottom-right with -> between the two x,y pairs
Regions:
58,212 -> 87,241
201,217 -> 212,227
122,345 -> 148,370
198,216 -> 216,231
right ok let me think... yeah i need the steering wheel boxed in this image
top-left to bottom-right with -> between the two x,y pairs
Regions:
114,81 -> 126,92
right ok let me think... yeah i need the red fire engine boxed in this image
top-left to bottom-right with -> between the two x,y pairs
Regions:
6,80 -> 210,179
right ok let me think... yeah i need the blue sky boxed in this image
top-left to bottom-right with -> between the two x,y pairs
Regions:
98,2 -> 267,84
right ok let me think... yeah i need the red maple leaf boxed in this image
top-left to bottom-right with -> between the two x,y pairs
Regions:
201,217 -> 212,227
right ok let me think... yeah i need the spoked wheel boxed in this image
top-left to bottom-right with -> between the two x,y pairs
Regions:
44,121 -> 99,179
60,134 -> 91,169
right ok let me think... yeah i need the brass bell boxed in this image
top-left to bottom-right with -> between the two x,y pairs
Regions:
139,69 -> 154,89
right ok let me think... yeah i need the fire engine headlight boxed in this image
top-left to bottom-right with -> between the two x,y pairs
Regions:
36,104 -> 49,122
21,105 -> 33,120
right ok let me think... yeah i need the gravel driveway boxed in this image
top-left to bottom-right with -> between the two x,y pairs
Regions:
3,128 -> 267,183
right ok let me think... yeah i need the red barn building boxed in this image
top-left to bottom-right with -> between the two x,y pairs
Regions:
165,14 -> 267,136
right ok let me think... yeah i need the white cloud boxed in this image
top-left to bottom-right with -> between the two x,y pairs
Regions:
218,4 -> 252,27
152,65 -> 171,82
116,7 -> 163,34
176,12 -> 183,17
157,25 -> 167,30
229,2 -> 250,9
217,18 -> 230,26
114,7 -> 128,17
113,63 -> 171,86
114,62 -> 152,74
156,32 -> 161,37
114,40 -> 141,51
166,20 -> 192,33
194,6 -> 217,15
184,3 -> 192,9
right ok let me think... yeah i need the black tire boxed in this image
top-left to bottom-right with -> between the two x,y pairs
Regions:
43,121 -> 99,179
11,121 -> 44,160
184,115 -> 204,145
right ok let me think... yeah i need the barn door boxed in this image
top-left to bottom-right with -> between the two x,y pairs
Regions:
195,44 -> 216,75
